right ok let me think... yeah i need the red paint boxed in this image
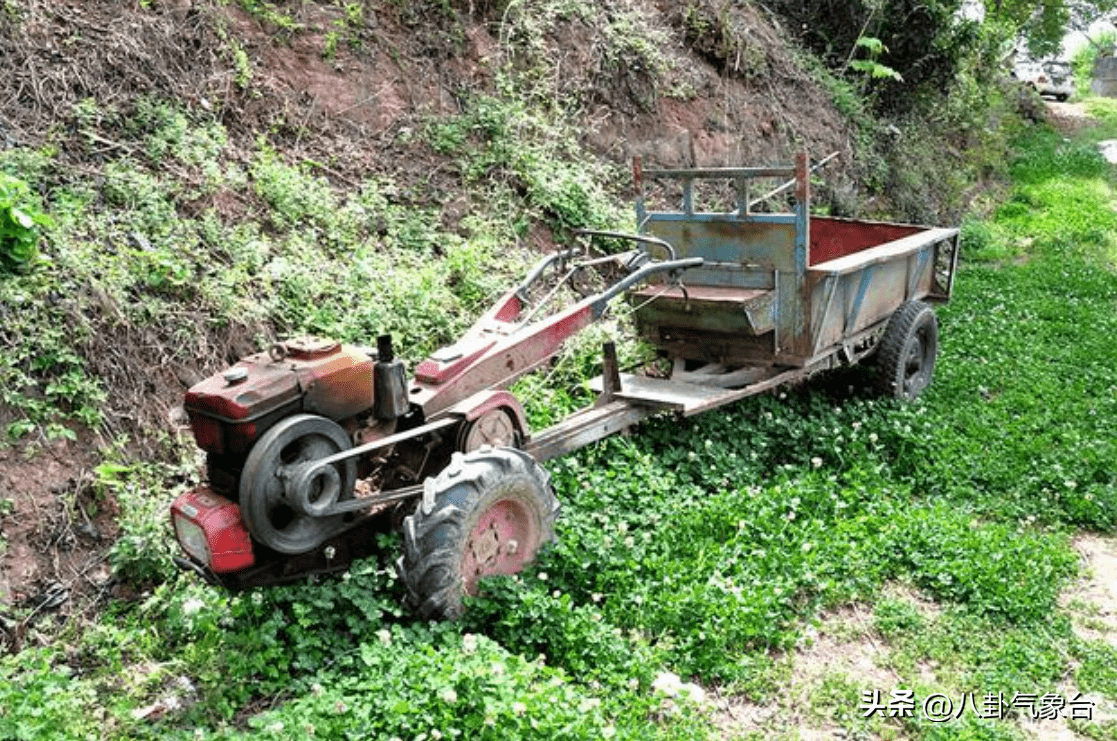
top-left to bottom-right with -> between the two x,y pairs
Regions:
415,339 -> 497,384
170,487 -> 255,573
492,294 -> 521,323
185,360 -> 299,422
184,339 -> 374,454
461,498 -> 540,596
809,217 -> 923,266
414,303 -> 596,417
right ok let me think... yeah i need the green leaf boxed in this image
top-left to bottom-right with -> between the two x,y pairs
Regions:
849,59 -> 903,81
855,36 -> 886,55
11,208 -> 33,230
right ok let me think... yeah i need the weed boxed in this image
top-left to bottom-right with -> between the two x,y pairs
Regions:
235,0 -> 303,35
0,172 -> 50,274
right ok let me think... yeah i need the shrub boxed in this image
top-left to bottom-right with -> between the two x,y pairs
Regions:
0,172 -> 50,274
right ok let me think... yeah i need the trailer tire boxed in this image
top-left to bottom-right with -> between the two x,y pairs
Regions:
875,300 -> 938,400
396,447 -> 559,620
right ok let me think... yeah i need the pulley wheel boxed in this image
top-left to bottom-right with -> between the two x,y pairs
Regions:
239,414 -> 356,554
459,408 -> 518,452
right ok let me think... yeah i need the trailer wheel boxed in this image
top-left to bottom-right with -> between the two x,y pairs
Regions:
875,300 -> 938,400
396,447 -> 559,620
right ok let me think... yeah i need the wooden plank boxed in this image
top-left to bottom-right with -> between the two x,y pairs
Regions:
588,367 -> 811,417
524,401 -> 654,462
588,373 -> 746,415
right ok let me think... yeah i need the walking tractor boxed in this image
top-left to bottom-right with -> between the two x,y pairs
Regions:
171,156 -> 959,619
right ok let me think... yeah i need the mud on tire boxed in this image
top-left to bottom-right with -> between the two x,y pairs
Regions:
875,300 -> 939,400
396,447 -> 559,620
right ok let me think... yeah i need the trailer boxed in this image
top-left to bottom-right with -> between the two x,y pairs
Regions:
171,155 -> 959,619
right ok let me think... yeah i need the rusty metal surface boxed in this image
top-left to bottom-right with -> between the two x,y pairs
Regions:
586,373 -> 742,414
633,157 -> 811,363
810,217 -> 923,265
630,284 -> 775,336
523,400 -> 654,462
297,346 -> 377,421
632,157 -> 959,369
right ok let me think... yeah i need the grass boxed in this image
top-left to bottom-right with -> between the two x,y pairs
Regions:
3,72 -> 1117,741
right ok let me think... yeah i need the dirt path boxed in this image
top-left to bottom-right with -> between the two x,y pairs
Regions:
709,534 -> 1117,739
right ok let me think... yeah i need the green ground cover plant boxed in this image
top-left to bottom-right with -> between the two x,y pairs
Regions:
4,72 -> 1117,741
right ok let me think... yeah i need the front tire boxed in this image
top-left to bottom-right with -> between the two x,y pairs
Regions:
397,447 -> 559,620
875,300 -> 939,400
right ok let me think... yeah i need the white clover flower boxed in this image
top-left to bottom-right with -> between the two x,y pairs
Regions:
311,683 -> 324,696
537,571 -> 548,581
811,456 -> 823,468
462,633 -> 478,654
440,688 -> 458,705
652,671 -> 683,696
869,433 -> 878,443
512,701 -> 527,716
377,629 -> 392,646
181,598 -> 205,615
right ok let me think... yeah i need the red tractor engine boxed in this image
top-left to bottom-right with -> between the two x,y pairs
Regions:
172,336 -> 416,579
184,337 -> 376,464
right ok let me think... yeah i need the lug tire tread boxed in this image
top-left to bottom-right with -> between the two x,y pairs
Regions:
396,447 -> 558,620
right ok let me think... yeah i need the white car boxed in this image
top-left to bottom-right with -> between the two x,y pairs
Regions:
1014,60 -> 1075,101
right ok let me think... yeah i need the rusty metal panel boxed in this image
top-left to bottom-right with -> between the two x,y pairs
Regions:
641,326 -> 775,367
810,217 -> 923,265
296,345 -> 376,421
808,241 -> 945,354
641,218 -> 796,288
630,284 -> 775,337
524,401 -> 654,462
586,373 -> 741,414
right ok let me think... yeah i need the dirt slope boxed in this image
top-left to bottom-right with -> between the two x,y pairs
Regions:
0,0 -> 857,629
